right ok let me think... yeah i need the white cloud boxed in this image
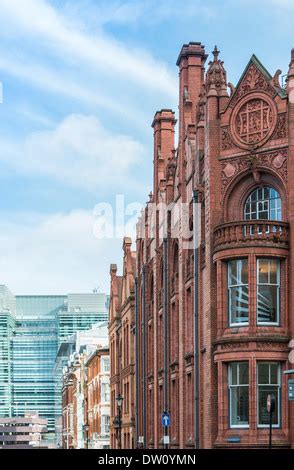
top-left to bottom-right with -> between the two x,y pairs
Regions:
70,0 -> 218,26
0,54 -> 136,121
0,209 -> 123,294
0,0 -> 178,99
0,113 -> 148,194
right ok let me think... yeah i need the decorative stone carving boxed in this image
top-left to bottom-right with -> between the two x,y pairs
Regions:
223,162 -> 237,178
236,98 -> 273,145
272,113 -> 287,140
221,126 -> 235,151
256,341 -> 288,350
230,63 -> 276,107
206,46 -> 227,93
221,148 -> 288,192
272,152 -> 287,169
271,69 -> 282,88
220,342 -> 249,351
230,93 -> 277,149
166,154 -> 177,180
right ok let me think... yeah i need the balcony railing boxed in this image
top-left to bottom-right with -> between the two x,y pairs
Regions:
214,220 -> 289,252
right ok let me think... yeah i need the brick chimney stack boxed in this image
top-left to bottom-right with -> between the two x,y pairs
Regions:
176,42 -> 207,198
152,109 -> 176,202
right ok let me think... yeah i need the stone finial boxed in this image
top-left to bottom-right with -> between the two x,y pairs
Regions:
212,45 -> 220,62
206,46 -> 227,95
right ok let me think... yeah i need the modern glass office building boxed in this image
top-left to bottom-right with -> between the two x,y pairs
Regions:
0,286 -> 16,419
13,295 -> 66,442
0,287 -> 109,445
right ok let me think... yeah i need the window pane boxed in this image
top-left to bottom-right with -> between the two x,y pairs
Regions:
270,363 -> 279,385
229,259 -> 248,285
258,363 -> 269,385
269,260 -> 278,284
258,387 -> 279,425
229,261 -> 237,285
239,362 -> 249,385
231,386 -> 249,426
259,211 -> 268,220
228,260 -> 249,325
240,260 -> 248,284
230,286 -> 249,323
230,363 -> 238,385
258,260 -> 269,284
257,285 -> 278,323
257,259 -> 280,324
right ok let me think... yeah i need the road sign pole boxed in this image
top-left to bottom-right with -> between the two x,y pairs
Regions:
164,425 -> 168,450
162,411 -> 170,448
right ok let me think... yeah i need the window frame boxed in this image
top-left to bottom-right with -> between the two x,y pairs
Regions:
101,414 -> 110,435
228,362 -> 250,429
244,186 -> 282,222
256,258 -> 280,326
257,362 -> 281,429
228,259 -> 249,327
101,382 -> 110,403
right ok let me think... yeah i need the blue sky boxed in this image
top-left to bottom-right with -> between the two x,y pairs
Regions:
0,0 -> 293,294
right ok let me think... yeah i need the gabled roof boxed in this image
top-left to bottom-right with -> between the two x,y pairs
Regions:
228,54 -> 287,109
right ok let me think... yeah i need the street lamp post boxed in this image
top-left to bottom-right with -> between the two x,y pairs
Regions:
84,424 -> 89,449
114,394 -> 124,449
267,394 -> 276,450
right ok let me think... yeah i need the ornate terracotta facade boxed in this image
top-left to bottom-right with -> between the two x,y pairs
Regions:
135,42 -> 294,448
109,237 -> 136,448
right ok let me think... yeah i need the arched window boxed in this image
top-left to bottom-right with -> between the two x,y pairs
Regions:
244,186 -> 281,221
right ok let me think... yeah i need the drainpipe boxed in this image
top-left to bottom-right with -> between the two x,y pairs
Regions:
192,189 -> 200,449
134,277 -> 139,448
141,265 -> 147,448
163,235 -> 169,449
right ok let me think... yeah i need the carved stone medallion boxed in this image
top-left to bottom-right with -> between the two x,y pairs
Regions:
230,93 -> 277,150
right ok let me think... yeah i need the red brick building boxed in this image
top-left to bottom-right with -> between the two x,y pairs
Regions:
109,237 -> 136,448
62,369 -> 77,449
135,42 -> 294,448
85,348 -> 110,449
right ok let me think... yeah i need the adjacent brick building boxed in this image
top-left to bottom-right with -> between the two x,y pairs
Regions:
62,367 -> 76,449
61,323 -> 109,449
135,42 -> 294,448
109,237 -> 136,448
86,347 -> 110,449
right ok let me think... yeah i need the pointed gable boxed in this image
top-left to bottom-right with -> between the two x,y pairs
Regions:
229,54 -> 286,108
